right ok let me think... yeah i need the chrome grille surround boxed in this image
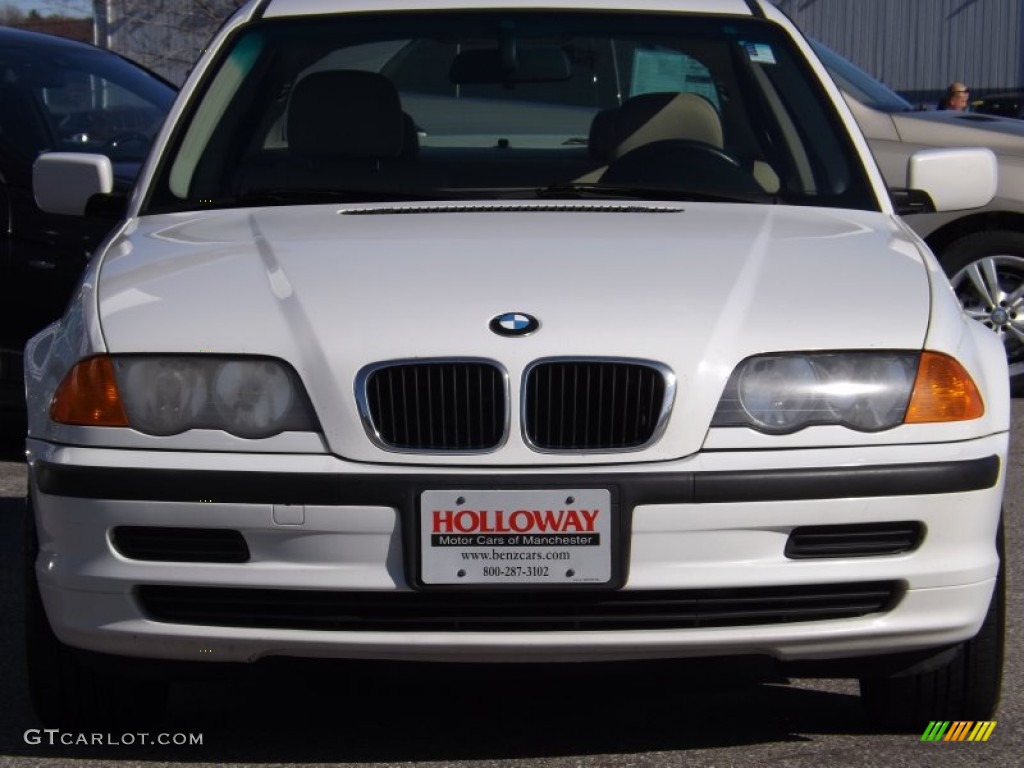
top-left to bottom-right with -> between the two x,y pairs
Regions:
522,358 -> 675,453
356,359 -> 510,453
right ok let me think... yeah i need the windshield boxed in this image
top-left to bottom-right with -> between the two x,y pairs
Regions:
0,41 -> 174,163
144,11 -> 877,212
810,39 -> 913,114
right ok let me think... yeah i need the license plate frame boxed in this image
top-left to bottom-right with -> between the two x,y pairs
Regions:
419,488 -> 613,586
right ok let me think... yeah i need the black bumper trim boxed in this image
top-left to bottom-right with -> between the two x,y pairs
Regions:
35,455 -> 1000,506
696,456 -> 1001,503
134,581 -> 901,632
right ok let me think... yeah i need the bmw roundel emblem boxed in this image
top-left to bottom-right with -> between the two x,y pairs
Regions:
490,312 -> 540,337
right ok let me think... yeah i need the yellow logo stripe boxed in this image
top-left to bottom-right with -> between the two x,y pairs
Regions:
968,721 -> 997,742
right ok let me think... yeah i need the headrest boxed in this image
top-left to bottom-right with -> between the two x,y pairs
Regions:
588,108 -> 618,161
612,91 -> 723,158
288,70 -> 404,158
400,112 -> 419,159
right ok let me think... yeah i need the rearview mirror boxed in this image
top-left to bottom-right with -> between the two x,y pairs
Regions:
450,47 -> 572,84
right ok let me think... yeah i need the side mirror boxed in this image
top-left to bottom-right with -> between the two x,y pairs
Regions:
33,152 -> 114,216
904,147 -> 997,212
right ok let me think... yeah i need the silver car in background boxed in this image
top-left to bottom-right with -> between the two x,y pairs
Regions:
817,42 -> 1024,392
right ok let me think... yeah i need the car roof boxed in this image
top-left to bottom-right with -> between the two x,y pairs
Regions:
977,91 -> 1024,101
261,0 -> 759,18
0,24 -> 108,54
0,24 -> 178,91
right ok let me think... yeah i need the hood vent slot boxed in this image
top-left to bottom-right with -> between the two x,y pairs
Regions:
341,204 -> 684,216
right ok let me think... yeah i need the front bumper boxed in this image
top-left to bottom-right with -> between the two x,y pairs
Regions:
27,434 -> 1006,665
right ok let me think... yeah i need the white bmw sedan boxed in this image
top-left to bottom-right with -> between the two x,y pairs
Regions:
25,0 -> 1008,731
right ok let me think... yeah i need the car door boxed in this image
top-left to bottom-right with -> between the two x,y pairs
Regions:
0,150 -> 17,396
0,80 -> 103,356
6,173 -> 102,347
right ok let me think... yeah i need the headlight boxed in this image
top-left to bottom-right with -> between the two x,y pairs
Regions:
211,360 -> 300,438
713,352 -> 920,433
119,358 -> 209,435
735,355 -> 819,431
51,355 -> 318,438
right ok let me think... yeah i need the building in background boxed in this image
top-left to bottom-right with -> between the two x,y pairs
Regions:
11,14 -> 91,41
776,0 -> 1024,104
80,0 -> 1024,98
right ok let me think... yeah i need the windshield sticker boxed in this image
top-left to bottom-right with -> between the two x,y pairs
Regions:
630,49 -> 720,109
741,41 -> 777,65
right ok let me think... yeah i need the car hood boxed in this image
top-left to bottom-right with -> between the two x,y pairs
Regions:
892,109 -> 1024,155
98,202 -> 931,463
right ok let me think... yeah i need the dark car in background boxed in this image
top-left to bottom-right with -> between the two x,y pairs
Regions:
0,26 -> 174,429
972,91 -> 1024,120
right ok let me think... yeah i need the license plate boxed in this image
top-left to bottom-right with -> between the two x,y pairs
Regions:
420,489 -> 612,585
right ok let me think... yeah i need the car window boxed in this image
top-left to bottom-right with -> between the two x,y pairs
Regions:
0,43 -> 173,163
40,70 -> 163,158
810,39 -> 913,114
974,96 -> 1023,119
147,11 -> 877,212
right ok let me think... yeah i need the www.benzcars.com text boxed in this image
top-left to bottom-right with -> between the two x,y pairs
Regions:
461,549 -> 572,561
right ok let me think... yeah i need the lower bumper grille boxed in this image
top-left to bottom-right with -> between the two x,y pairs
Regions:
112,527 -> 250,563
785,522 -> 923,559
136,582 -> 899,632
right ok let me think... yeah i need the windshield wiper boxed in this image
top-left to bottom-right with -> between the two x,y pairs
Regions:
225,187 -> 447,207
536,182 -> 778,205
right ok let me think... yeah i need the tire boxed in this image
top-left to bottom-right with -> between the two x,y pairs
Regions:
858,520 -> 1005,731
940,231 -> 1024,394
24,500 -> 168,728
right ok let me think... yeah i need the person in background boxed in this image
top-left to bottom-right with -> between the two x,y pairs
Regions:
938,81 -> 970,111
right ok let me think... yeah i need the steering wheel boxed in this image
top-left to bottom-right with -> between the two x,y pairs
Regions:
103,132 -> 151,159
603,139 -> 759,194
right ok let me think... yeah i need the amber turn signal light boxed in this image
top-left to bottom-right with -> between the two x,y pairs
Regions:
50,356 -> 130,427
904,351 -> 985,423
